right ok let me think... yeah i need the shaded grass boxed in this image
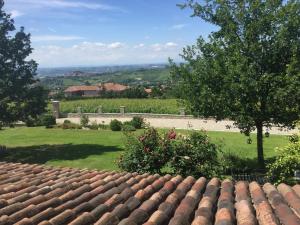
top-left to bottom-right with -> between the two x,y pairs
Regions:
0,127 -> 290,170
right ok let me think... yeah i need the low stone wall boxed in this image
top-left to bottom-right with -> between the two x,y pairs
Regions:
66,113 -> 194,119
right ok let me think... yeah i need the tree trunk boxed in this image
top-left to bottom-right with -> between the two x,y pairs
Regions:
256,121 -> 265,170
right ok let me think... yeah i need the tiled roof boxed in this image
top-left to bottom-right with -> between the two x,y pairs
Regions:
102,83 -> 129,92
64,86 -> 101,93
144,89 -> 152,94
0,162 -> 299,225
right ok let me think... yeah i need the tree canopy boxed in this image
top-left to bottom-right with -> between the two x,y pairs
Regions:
0,0 -> 47,126
170,0 -> 300,168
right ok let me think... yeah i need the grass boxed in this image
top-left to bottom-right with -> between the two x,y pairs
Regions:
0,127 -> 290,171
57,98 -> 182,114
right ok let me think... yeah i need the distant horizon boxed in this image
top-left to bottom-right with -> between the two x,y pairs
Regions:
37,62 -> 169,70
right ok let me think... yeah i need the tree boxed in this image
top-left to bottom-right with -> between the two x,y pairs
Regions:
0,0 -> 47,126
170,0 -> 300,168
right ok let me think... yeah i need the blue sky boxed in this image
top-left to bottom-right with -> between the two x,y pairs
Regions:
4,0 -> 216,67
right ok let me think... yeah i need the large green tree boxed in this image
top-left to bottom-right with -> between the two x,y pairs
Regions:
0,0 -> 47,126
170,0 -> 300,168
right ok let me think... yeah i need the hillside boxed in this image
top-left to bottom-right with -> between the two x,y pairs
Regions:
40,67 -> 171,90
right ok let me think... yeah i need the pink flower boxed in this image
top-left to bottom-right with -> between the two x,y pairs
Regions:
168,130 -> 176,140
139,136 -> 145,142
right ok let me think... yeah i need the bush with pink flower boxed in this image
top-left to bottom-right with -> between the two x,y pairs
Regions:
117,127 -> 173,173
117,127 -> 221,177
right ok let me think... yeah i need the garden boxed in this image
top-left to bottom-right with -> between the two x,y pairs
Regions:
0,120 -> 297,183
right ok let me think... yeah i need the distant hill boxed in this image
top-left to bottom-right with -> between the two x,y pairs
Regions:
40,65 -> 171,90
37,64 -> 168,78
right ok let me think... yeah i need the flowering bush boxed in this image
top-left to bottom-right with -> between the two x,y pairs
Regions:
117,127 -> 173,173
118,127 -> 221,177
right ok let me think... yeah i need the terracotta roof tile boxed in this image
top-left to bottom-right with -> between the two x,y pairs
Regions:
0,162 -> 299,225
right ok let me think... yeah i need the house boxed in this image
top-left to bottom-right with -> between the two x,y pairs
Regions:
101,82 -> 129,92
1,162 -> 299,225
64,83 -> 129,97
64,85 -> 101,97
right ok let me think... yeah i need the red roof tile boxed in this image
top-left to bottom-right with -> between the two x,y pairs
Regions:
102,83 -> 129,92
64,86 -> 101,93
0,162 -> 299,225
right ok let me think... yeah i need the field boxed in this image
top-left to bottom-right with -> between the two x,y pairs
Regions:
57,98 -> 183,114
0,127 -> 290,171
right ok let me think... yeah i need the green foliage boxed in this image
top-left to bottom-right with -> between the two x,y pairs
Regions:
267,136 -> 300,184
171,0 -> 300,168
118,127 -> 221,177
40,114 -> 56,128
100,86 -> 148,99
122,124 -> 136,132
117,128 -> 173,174
170,131 -> 221,177
25,116 -> 38,127
110,119 -> 123,131
289,134 -> 299,143
130,116 -> 144,129
88,121 -> 99,130
56,98 -> 183,114
0,1 -> 47,125
80,114 -> 89,127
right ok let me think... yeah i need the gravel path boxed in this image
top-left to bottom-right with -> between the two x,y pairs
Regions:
57,116 -> 298,135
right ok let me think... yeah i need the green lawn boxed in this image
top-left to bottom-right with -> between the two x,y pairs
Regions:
0,127 -> 290,171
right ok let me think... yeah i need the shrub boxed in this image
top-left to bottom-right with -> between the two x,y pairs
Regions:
41,114 -> 56,128
60,119 -> 81,129
25,117 -> 37,127
130,116 -> 144,129
88,121 -> 99,130
289,134 -> 299,143
118,127 -> 221,177
170,131 -> 221,178
117,127 -> 173,173
98,123 -> 109,130
267,137 -> 300,184
122,124 -> 136,132
80,114 -> 89,127
110,119 -> 123,131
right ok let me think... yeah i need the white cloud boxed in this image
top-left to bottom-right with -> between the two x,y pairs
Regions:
151,42 -> 178,52
31,41 -> 182,67
108,42 -> 124,49
165,42 -> 178,47
9,10 -> 24,18
32,35 -> 84,42
170,24 -> 187,30
11,0 -> 124,11
134,43 -> 145,49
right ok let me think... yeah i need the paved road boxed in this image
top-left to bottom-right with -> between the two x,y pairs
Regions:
57,117 -> 298,135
